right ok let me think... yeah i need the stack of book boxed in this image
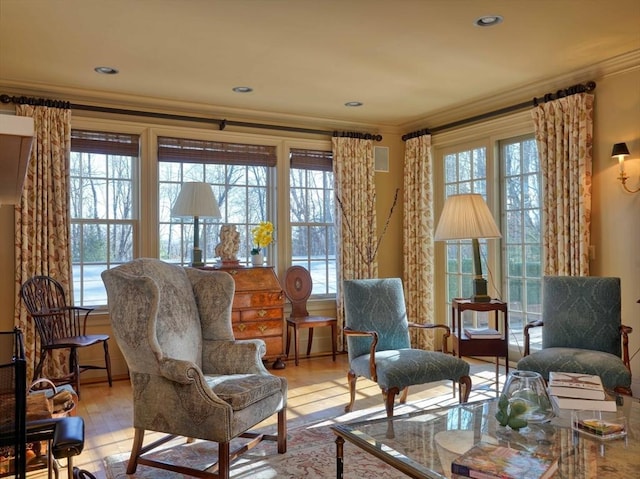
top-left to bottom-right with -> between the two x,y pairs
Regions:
451,441 -> 558,479
463,327 -> 501,339
547,371 -> 617,412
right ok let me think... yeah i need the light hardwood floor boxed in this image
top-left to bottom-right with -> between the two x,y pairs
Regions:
30,353 -> 502,479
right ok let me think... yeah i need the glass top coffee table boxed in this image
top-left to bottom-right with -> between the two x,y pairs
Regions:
331,396 -> 639,478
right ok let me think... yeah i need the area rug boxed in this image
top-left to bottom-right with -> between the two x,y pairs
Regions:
104,423 -> 408,478
104,379 -> 501,478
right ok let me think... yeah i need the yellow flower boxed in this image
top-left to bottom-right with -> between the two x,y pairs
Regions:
251,221 -> 274,254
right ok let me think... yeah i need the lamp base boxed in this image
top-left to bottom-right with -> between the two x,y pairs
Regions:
191,247 -> 204,268
471,277 -> 491,302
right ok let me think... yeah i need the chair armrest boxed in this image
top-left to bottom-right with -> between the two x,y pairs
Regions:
158,357 -> 201,384
621,324 -> 633,371
408,322 -> 451,353
201,339 -> 270,375
344,327 -> 379,382
523,320 -> 544,356
157,357 -> 231,409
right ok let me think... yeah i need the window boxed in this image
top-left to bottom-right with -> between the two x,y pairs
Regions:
501,135 -> 542,353
157,137 -> 276,265
70,130 -> 139,306
289,148 -> 336,296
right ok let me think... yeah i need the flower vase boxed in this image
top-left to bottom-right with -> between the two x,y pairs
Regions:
251,253 -> 264,266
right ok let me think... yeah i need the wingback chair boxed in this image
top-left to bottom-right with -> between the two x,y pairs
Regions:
343,278 -> 471,417
101,259 -> 287,479
517,276 -> 632,395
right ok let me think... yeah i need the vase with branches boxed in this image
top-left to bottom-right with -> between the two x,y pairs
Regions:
335,188 -> 399,277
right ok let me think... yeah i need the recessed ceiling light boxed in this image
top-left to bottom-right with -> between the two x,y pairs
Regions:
232,86 -> 253,93
474,15 -> 503,27
94,66 -> 119,75
344,101 -> 363,107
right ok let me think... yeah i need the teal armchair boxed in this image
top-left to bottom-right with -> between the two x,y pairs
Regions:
343,278 -> 471,417
517,276 -> 632,395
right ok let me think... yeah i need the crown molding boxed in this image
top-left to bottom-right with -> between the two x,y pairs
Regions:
401,49 -> 640,134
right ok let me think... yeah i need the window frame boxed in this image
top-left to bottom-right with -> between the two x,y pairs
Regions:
69,128 -> 140,308
288,146 -> 337,297
432,111 -> 537,363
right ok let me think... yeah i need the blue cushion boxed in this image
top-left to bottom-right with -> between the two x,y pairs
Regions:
351,349 -> 470,390
517,347 -> 631,390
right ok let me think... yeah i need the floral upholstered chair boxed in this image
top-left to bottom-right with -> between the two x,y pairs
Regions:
342,278 -> 472,417
101,258 -> 287,479
517,276 -> 632,395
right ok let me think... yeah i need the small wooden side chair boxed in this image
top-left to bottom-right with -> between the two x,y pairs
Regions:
282,266 -> 337,366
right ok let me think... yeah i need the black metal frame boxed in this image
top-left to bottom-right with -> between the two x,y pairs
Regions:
0,328 -> 27,479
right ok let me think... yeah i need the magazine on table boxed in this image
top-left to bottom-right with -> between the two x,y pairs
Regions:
451,441 -> 558,479
463,327 -> 501,339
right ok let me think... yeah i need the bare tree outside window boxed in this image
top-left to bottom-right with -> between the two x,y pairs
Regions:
69,130 -> 138,307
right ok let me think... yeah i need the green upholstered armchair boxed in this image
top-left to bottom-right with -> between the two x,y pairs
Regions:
343,278 -> 471,417
517,276 -> 632,395
101,259 -> 287,479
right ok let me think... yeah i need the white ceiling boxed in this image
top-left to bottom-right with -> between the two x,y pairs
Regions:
1,0 -> 639,130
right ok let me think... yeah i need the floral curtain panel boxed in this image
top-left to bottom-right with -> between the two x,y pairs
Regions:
532,93 -> 594,276
332,135 -> 376,350
14,104 -> 72,383
403,134 -> 436,350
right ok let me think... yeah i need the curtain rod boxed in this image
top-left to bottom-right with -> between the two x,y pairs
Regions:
0,94 -> 382,140
402,80 -> 596,141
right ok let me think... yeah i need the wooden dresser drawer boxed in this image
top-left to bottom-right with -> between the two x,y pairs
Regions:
238,307 -> 282,322
233,319 -> 282,338
233,291 -> 283,309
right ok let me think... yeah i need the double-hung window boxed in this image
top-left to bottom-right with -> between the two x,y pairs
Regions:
70,130 -> 139,306
289,148 -> 336,296
157,136 -> 276,265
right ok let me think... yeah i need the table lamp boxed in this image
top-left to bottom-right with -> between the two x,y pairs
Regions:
171,182 -> 221,267
434,193 -> 501,302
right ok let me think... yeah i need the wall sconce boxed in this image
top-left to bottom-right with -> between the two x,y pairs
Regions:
612,142 -> 639,193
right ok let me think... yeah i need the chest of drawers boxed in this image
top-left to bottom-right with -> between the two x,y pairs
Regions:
213,265 -> 285,369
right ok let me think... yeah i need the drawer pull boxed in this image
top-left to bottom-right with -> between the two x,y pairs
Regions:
257,309 -> 267,317
229,269 -> 238,276
258,324 -> 267,333
237,324 -> 247,332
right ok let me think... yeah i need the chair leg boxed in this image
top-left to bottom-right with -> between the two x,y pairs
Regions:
399,386 -> 409,404
277,408 -> 287,453
293,325 -> 300,366
345,370 -> 357,412
103,340 -> 113,387
306,327 -> 314,357
330,323 -> 337,362
218,441 -> 230,479
384,387 -> 400,417
126,427 -> 145,474
34,348 -> 48,381
70,348 -> 80,400
285,323 -> 292,357
458,375 -> 472,403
